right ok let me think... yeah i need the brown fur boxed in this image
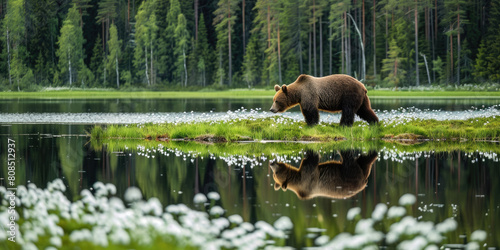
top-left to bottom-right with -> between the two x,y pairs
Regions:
270,74 -> 379,126
269,150 -> 377,200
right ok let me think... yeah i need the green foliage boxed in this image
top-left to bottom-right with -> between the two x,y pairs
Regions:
432,56 -> 445,84
213,0 -> 240,86
56,5 -> 85,86
106,24 -> 121,88
174,14 -> 189,86
382,40 -> 406,88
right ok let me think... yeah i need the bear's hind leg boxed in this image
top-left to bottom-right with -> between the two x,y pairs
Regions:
340,105 -> 355,126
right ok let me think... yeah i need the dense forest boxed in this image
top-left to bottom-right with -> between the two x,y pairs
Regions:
1,0 -> 500,90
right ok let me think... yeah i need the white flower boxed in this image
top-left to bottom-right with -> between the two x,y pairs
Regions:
273,216 -> 293,231
399,193 -> 416,206
50,236 -> 62,247
387,206 -> 406,218
470,230 -> 487,242
124,187 -> 142,202
347,207 -> 361,220
436,218 -> 457,233
210,206 -> 224,216
207,192 -> 220,201
371,203 -> 387,221
193,193 -> 208,204
228,214 -> 243,225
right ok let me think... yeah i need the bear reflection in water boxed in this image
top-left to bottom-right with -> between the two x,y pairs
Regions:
270,150 -> 378,200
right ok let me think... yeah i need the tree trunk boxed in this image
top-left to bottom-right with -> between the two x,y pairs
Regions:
6,28 -> 12,87
362,0 -> 365,48
319,15 -> 323,76
309,30 -> 312,74
242,0 -> 245,54
450,24 -> 453,82
267,4 -> 271,48
144,46 -> 150,86
228,2 -> 232,86
183,48 -> 187,87
116,57 -> 119,88
420,53 -> 431,84
329,19 -> 332,75
385,9 -> 388,58
313,0 -> 317,76
347,13 -> 365,81
373,0 -> 376,78
457,5 -> 460,85
195,0 -> 198,42
341,14 -> 344,74
68,48 -> 72,86
298,3 -> 303,73
415,0 -> 419,86
151,40 -> 154,85
219,47 -> 223,85
277,18 -> 282,83
431,4 -> 435,82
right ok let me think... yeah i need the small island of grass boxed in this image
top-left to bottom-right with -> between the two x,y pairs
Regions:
91,116 -> 500,143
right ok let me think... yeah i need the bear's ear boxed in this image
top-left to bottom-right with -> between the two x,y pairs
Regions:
274,85 -> 280,92
281,85 -> 287,94
274,183 -> 281,190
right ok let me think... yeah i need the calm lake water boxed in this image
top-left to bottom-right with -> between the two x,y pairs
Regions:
1,97 -> 499,248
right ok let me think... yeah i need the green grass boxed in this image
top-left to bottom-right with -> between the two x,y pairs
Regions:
90,116 -> 500,143
1,89 -> 500,99
90,138 -> 500,157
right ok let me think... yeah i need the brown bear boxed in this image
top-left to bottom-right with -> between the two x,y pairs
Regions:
269,74 -> 379,126
270,150 -> 378,200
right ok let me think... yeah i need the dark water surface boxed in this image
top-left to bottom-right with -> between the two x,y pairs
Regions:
1,97 -> 500,113
1,98 -> 499,247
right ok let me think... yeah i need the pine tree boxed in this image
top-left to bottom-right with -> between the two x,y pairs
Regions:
382,39 -> 406,88
174,14 -> 189,86
90,35 -> 103,86
161,0 -> 182,84
242,33 -> 263,87
214,0 -> 240,86
72,0 -> 92,27
432,56 -> 445,83
107,23 -> 121,88
473,39 -> 489,81
195,13 -> 213,86
2,0 -> 26,90
329,0 -> 351,74
56,5 -> 84,86
133,0 -> 158,86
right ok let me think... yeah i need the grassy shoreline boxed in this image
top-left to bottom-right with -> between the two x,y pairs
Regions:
90,116 -> 500,143
1,89 -> 500,99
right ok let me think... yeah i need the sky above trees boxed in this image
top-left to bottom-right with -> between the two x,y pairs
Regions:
1,0 -> 500,90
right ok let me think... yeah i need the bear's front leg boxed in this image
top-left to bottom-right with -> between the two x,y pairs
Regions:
300,103 -> 320,126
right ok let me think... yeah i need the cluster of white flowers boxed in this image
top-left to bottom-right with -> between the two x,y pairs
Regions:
0,179 -> 293,249
317,194 -> 487,249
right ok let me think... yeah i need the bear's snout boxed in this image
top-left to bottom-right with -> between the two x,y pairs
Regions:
270,107 -> 278,113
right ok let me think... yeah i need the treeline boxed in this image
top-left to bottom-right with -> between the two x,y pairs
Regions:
1,0 -> 500,91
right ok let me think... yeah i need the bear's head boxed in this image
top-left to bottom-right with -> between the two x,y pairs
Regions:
270,84 -> 289,113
